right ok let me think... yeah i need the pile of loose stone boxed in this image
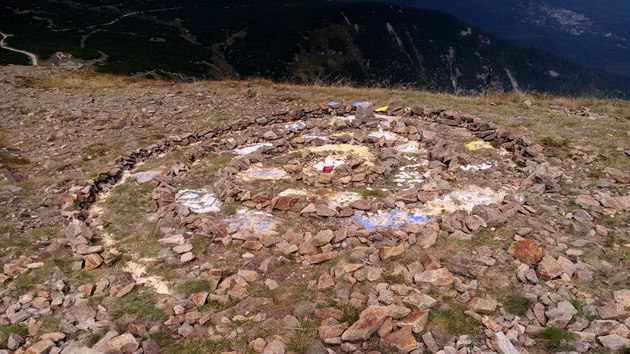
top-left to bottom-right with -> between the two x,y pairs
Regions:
1,101 -> 629,354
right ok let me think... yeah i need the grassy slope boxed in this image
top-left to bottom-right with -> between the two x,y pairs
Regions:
39,71 -> 630,153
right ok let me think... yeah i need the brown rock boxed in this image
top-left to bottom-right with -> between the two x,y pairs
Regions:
24,339 -> 54,354
377,318 -> 393,337
116,283 -> 135,297
105,333 -> 139,353
467,298 -> 498,315
575,195 -> 601,210
600,195 -> 630,210
465,215 -> 486,231
341,305 -> 410,342
315,205 -> 337,217
380,326 -> 417,353
379,244 -> 405,260
142,339 -> 161,354
318,320 -> 349,339
402,293 -> 437,311
190,292 -> 209,307
305,252 -> 338,264
508,239 -> 543,264
312,230 -> 334,247
317,273 -> 335,291
274,195 -> 301,211
249,338 -> 267,353
350,200 -> 371,211
397,310 -> 429,333
598,303 -> 627,320
83,253 -> 104,271
314,307 -> 343,320
338,207 -> 354,217
537,255 -> 564,280
414,268 -> 454,287
613,290 -> 630,308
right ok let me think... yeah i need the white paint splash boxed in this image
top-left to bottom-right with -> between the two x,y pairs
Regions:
227,209 -> 279,236
233,143 -> 272,155
309,144 -> 371,157
123,261 -> 171,295
417,185 -> 507,216
369,130 -> 402,141
459,163 -> 493,171
176,189 -> 222,213
132,170 -> 162,183
394,162 -> 428,187
237,165 -> 289,181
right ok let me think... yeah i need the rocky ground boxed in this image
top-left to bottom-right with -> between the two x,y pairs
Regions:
0,65 -> 629,354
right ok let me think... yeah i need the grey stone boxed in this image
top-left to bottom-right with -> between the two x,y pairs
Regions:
598,334 -> 629,350
546,301 -> 577,328
494,331 -> 520,354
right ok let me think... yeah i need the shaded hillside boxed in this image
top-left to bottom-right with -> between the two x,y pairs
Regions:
1,0 -> 630,97
374,0 -> 630,78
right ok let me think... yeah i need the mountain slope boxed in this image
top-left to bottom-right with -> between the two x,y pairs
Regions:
1,0 -> 629,97
371,0 -> 630,78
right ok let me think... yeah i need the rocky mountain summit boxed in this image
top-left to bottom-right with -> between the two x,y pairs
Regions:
0,65 -> 629,354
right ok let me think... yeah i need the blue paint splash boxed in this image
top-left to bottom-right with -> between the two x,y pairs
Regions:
230,210 -> 274,234
354,209 -> 428,231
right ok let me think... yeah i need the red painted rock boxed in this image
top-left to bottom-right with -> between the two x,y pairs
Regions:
508,239 -> 543,265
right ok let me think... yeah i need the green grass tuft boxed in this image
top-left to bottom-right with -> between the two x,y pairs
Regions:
286,319 -> 318,353
427,304 -> 480,345
223,202 -> 238,216
149,330 -> 171,347
167,338 -> 229,354
532,327 -> 575,352
504,293 -> 533,316
361,188 -> 385,199
177,279 -> 211,297
109,288 -> 165,322
0,324 -> 28,349
339,304 -> 361,324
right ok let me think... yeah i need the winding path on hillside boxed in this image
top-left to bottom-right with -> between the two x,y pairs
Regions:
52,7 -> 183,32
0,31 -> 38,66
